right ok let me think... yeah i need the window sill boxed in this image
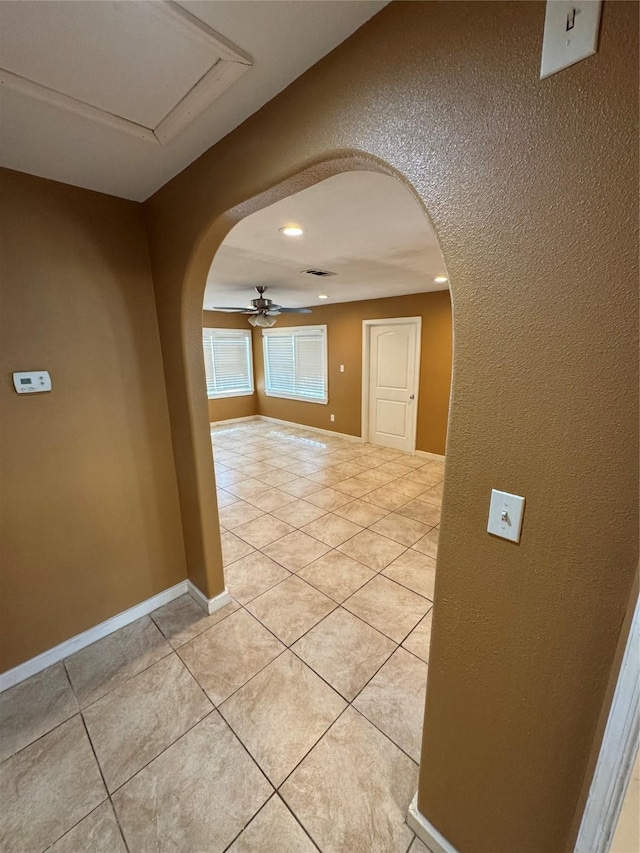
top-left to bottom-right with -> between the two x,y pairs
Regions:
207,390 -> 255,400
264,391 -> 328,405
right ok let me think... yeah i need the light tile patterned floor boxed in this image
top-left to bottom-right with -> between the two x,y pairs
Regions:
0,419 -> 442,852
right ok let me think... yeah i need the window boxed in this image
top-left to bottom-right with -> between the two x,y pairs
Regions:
202,328 -> 253,398
262,325 -> 328,404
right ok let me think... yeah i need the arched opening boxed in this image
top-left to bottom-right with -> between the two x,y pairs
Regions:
178,156 -> 453,848
180,153 -> 453,608
134,5 -> 640,848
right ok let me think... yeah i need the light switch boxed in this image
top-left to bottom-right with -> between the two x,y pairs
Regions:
540,0 -> 602,79
487,489 -> 525,543
340,364 -> 345,373
13,370 -> 52,394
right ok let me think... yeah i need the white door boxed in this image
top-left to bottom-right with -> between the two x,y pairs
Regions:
366,320 -> 420,452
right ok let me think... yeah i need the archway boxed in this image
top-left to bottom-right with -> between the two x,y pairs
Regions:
179,150 -> 453,848
181,152 -> 452,607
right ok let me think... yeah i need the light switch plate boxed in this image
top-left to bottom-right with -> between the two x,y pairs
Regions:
540,0 -> 602,79
12,370 -> 52,394
487,489 -> 525,543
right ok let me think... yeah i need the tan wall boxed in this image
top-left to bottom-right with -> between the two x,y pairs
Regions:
0,169 -> 186,671
252,291 -> 452,455
202,310 -> 258,422
144,3 -> 639,852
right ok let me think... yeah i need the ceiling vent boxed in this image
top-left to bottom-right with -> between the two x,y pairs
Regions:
302,268 -> 336,277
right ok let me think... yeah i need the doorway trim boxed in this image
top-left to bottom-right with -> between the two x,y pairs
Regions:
574,592 -> 640,853
361,316 -> 422,454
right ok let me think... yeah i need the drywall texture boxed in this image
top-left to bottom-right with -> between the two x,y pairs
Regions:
0,169 -> 186,671
202,310 -> 258,422
144,3 -> 639,852
250,291 -> 452,455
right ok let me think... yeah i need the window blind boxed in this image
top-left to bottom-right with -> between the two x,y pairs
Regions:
262,326 -> 328,404
202,328 -> 253,398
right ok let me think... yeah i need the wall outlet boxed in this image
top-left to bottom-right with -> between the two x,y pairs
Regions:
330,414 -> 335,422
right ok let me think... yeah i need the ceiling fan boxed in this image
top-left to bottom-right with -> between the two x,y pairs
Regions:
210,286 -> 312,327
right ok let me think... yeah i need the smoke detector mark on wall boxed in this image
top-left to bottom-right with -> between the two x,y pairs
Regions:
302,268 -> 336,277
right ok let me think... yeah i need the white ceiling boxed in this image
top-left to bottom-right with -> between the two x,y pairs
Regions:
0,0 -> 388,201
204,171 -> 448,310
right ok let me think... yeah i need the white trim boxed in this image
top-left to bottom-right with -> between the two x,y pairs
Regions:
208,390 -> 255,400
187,581 -> 232,616
0,581 -> 188,693
263,390 -> 328,405
0,69 -> 159,144
208,415 -> 445,455
362,317 -> 422,454
0,1 -> 252,147
210,415 -> 258,428
575,593 -> 640,853
407,794 -> 459,853
405,599 -> 640,853
256,415 -> 363,443
416,449 -> 447,463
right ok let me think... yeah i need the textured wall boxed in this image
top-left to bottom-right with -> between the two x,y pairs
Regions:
144,3 -> 639,851
250,291 -> 452,455
0,169 -> 186,671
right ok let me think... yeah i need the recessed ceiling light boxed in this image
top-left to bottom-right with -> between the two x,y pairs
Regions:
318,294 -> 328,299
280,225 -> 303,237
434,276 -> 448,284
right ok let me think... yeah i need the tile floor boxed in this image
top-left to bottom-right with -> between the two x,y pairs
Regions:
0,419 -> 442,853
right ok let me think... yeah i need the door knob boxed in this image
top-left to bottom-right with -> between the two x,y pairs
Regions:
409,394 -> 415,400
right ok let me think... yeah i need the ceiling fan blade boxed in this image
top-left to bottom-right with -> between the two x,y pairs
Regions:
277,307 -> 313,314
210,307 -> 256,313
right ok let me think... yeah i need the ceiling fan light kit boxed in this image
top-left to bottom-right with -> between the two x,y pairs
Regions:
248,314 -> 277,327
211,286 -> 312,327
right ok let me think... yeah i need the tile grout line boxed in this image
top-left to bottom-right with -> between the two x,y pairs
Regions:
211,422 -> 437,777
6,422 -> 439,853
275,791 -> 324,852
220,594 -> 424,769
181,579 -> 422,783
68,638 -> 174,714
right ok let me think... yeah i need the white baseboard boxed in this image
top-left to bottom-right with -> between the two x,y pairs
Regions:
209,415 -> 448,458
416,450 -> 447,463
256,415 -> 363,443
210,415 -> 257,428
187,581 -> 232,615
0,580 -> 189,693
407,794 -> 459,853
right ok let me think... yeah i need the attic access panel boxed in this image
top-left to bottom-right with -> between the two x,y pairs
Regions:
0,0 -> 252,145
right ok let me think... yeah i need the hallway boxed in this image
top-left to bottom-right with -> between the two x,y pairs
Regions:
0,418 -> 442,852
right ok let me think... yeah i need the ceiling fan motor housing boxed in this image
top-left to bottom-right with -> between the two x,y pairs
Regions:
210,286 -> 310,322
251,296 -> 274,309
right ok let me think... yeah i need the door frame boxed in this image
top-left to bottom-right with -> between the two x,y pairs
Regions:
361,316 -> 422,453
574,592 -> 639,853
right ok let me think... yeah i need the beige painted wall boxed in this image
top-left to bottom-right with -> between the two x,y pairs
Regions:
251,291 -> 452,455
145,3 -> 638,851
202,310 -> 258,422
0,169 -> 186,671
